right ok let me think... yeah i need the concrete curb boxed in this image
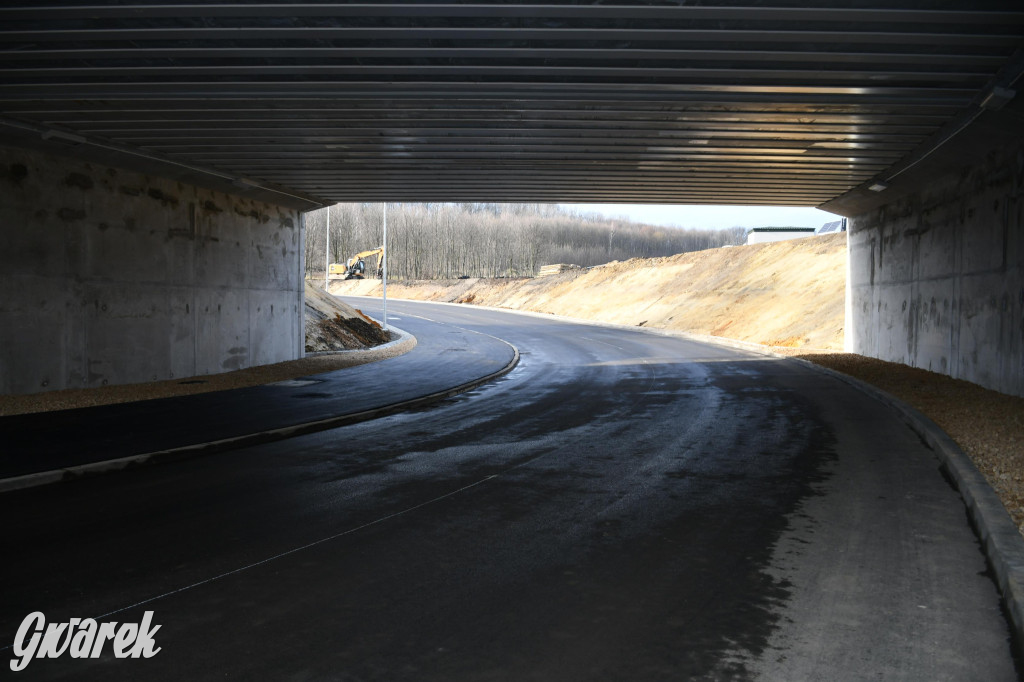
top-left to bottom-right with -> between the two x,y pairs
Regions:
0,331 -> 520,494
344,295 -> 1024,647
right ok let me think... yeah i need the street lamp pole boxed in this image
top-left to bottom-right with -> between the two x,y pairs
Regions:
382,202 -> 388,331
324,204 -> 330,290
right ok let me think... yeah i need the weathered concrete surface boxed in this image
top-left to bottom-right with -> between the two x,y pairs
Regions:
847,141 -> 1023,397
0,145 -> 304,395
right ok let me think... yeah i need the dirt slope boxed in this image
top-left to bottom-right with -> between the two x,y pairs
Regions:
305,282 -> 389,352
332,232 -> 847,350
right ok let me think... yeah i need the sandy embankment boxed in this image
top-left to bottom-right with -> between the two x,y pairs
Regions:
332,232 -> 847,351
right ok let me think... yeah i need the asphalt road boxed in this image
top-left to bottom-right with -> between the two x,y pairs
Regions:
1,300 -> 1018,681
0,310 -> 514,478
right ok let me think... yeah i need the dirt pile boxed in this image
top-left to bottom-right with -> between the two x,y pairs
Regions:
305,283 -> 390,352
332,232 -> 847,350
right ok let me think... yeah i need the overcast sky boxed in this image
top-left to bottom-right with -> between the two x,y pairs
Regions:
559,204 -> 839,230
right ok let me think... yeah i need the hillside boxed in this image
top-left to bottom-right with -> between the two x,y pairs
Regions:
331,232 -> 847,350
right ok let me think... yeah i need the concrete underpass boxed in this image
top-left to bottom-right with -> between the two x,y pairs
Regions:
1,3 -> 1022,397
1,4 -> 1023,680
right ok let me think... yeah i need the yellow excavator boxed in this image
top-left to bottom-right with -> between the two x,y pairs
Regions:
329,246 -> 384,280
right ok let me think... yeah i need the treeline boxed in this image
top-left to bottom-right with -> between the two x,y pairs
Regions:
304,203 -> 747,280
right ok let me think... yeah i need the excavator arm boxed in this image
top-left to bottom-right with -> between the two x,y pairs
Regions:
328,246 -> 384,280
345,247 -> 384,269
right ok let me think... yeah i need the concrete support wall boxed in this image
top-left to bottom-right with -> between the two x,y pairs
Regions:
847,142 -> 1023,397
0,146 -> 304,395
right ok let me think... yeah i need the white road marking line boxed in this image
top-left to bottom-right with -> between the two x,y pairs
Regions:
2,474 -> 500,652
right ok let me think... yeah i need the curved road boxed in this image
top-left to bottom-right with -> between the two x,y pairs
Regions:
1,300 -> 1017,681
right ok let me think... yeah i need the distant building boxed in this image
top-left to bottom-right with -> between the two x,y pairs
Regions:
746,227 -> 817,245
816,219 -> 847,235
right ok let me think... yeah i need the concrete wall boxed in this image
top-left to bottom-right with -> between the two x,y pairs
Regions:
847,142 -> 1023,397
0,145 -> 304,395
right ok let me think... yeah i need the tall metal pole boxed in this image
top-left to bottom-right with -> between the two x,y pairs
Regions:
382,202 -> 388,331
324,204 -> 330,290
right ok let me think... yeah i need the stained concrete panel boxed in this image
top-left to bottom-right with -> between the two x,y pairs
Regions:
83,285 -> 171,386
249,216 -> 298,291
194,288 -> 250,376
195,232 -> 248,289
848,140 -> 1024,397
4,212 -> 67,278
0,145 -> 304,395
957,271 -> 1013,392
249,290 -> 300,367
914,278 -> 955,375
167,287 -> 195,381
961,196 -> 1007,275
0,276 -> 68,394
876,283 -> 913,364
1,316 -> 66,393
874,213 -> 916,285
847,230 -> 875,289
916,209 -> 957,281
849,285 -> 877,358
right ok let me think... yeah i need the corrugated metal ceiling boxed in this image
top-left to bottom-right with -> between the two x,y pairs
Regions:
1,2 -> 1022,209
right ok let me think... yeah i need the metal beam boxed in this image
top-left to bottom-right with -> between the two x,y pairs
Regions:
0,66 -> 992,85
0,48 -> 1008,68
3,5 -> 1022,24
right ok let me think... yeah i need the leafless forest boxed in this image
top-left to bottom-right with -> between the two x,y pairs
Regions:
304,203 -> 747,280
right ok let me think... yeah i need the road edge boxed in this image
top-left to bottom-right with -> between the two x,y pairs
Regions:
783,357 -> 1024,651
0,329 -> 520,494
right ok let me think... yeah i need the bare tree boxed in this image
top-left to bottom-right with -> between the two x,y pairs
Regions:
306,203 -> 748,280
